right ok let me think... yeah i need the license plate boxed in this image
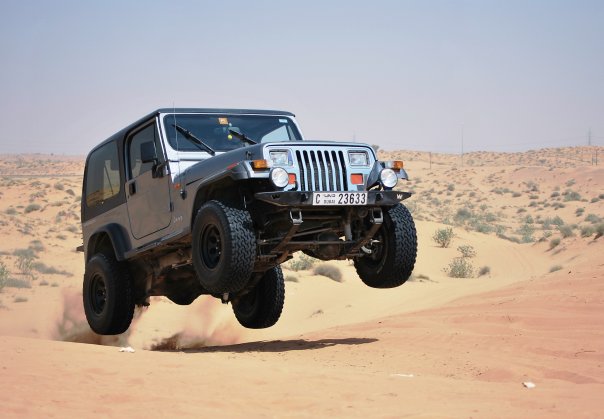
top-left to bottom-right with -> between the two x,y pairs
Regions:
312,192 -> 368,206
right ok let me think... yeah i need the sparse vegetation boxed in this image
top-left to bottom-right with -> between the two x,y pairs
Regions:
3,277 -> 32,289
4,207 -> 18,215
313,264 -> 343,282
549,265 -> 563,273
432,227 -> 454,248
0,261 -> 8,292
595,223 -> 604,240
478,266 -> 491,277
284,274 -> 299,283
444,257 -> 474,278
558,224 -> 574,238
457,245 -> 476,258
549,237 -> 561,249
14,296 -> 28,303
286,253 -> 317,271
24,203 -> 41,213
580,225 -> 595,238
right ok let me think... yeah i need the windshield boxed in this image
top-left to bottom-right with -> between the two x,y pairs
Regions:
163,114 -> 302,152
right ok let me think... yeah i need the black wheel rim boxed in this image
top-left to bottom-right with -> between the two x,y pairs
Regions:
200,224 -> 222,269
90,273 -> 107,315
364,230 -> 389,267
236,287 -> 259,318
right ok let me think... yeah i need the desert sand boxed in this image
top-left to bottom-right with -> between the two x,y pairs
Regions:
0,147 -> 603,418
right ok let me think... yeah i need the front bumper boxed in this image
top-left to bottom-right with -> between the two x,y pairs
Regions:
254,190 -> 412,207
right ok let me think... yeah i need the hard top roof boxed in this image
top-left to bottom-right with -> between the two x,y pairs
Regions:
88,108 -> 295,155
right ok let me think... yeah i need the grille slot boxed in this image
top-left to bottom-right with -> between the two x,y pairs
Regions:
294,147 -> 349,192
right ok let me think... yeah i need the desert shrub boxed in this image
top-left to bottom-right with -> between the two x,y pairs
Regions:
580,225 -> 595,238
444,257 -> 474,278
313,264 -> 343,282
549,265 -> 563,273
565,179 -> 575,187
0,261 -> 8,292
39,279 -> 49,286
517,222 -> 535,243
558,224 -> 574,238
14,296 -> 28,303
284,274 -> 299,283
56,234 -> 67,240
4,278 -> 31,289
563,190 -> 581,202
457,245 -> 476,258
575,208 -> 585,217
5,208 -> 18,215
585,214 -> 602,224
454,208 -> 472,224
66,225 -> 79,233
28,240 -> 45,252
433,227 -> 454,248
591,197 -> 600,203
65,188 -> 75,196
512,192 -> 521,198
15,251 -> 35,274
549,237 -> 561,249
31,262 -> 71,276
286,253 -> 317,271
447,184 -> 455,192
54,182 -> 64,190
478,266 -> 491,277
599,193 -> 604,199
550,216 -> 564,227
24,203 -> 41,213
550,191 -> 560,198
595,223 -> 604,239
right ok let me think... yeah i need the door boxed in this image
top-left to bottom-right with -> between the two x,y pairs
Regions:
125,122 -> 172,240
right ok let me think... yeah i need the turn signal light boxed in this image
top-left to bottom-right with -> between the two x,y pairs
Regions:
251,159 -> 270,170
386,160 -> 404,170
350,173 -> 364,185
288,173 -> 297,185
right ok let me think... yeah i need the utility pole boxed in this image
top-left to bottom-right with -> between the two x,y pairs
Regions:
588,128 -> 592,146
429,152 -> 432,170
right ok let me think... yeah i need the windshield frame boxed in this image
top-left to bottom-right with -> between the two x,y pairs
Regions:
160,113 -> 303,155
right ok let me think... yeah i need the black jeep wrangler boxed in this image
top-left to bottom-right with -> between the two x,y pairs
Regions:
80,108 -> 417,335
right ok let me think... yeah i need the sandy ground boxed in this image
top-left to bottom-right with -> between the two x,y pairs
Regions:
0,149 -> 603,417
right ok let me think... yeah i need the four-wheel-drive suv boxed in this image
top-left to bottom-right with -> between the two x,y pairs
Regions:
80,108 -> 417,335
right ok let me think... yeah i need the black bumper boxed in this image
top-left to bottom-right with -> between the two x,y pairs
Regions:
254,190 -> 412,207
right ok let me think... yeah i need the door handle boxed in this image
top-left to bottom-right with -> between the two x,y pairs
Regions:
127,180 -> 136,196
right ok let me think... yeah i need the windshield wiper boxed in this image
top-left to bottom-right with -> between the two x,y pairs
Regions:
172,124 -> 216,156
229,129 -> 257,145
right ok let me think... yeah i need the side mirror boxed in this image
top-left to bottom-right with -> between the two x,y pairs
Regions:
140,141 -> 157,164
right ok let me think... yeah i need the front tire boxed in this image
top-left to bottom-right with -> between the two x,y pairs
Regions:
83,253 -> 135,335
192,201 -> 256,294
354,204 -> 417,288
232,266 -> 285,329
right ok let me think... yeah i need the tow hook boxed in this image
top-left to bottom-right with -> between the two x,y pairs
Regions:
221,293 -> 230,304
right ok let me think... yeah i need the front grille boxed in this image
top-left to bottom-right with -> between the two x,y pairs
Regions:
295,149 -> 348,192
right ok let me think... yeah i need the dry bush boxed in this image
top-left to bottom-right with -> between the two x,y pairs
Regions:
433,227 -> 454,248
286,253 -> 317,271
313,264 -> 343,282
444,257 -> 474,278
549,265 -> 563,273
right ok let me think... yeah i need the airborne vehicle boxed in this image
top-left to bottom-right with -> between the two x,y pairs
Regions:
80,109 -> 417,334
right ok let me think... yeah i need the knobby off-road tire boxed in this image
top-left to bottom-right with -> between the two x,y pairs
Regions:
354,203 -> 417,288
192,200 -> 256,294
232,266 -> 285,329
83,253 -> 135,335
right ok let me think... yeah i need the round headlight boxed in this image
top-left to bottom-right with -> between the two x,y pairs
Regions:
380,168 -> 398,188
270,167 -> 289,188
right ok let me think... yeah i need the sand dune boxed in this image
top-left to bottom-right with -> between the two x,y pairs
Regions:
0,148 -> 603,417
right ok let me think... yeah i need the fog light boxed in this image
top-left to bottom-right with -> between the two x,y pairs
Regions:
270,167 -> 289,188
380,168 -> 398,188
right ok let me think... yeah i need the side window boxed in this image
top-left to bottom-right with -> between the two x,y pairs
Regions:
128,124 -> 161,179
85,142 -> 121,207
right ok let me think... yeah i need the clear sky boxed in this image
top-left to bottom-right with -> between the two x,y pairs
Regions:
1,0 -> 603,154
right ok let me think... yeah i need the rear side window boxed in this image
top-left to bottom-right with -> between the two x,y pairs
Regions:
85,142 -> 121,207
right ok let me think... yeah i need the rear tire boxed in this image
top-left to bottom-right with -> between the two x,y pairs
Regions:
83,253 -> 135,335
232,266 -> 285,329
354,204 -> 417,288
192,200 -> 256,294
